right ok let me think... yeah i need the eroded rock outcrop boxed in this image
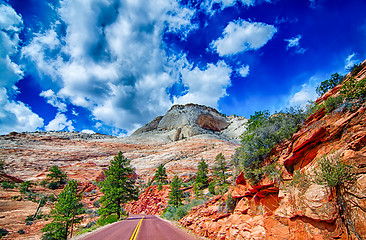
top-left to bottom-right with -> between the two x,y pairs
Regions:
131,104 -> 247,142
179,63 -> 366,239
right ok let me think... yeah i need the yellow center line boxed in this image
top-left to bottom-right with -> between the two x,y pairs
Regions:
129,216 -> 144,240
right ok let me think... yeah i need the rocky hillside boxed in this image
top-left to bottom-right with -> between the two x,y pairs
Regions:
0,104 -> 241,239
131,103 -> 247,143
179,62 -> 366,239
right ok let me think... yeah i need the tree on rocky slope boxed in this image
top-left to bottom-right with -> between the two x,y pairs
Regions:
194,158 -> 208,193
99,151 -> 138,219
213,153 -> 228,186
169,175 -> 182,207
47,165 -> 67,189
154,164 -> 168,190
42,180 -> 83,240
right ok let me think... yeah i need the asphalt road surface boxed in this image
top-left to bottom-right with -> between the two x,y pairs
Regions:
80,214 -> 198,240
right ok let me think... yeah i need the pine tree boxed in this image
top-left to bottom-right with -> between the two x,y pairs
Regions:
214,153 -> 227,185
99,151 -> 138,219
47,165 -> 67,189
195,158 -> 208,190
169,175 -> 182,207
42,180 -> 83,240
154,164 -> 168,189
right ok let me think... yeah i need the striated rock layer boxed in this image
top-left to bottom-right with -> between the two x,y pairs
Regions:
132,103 -> 247,142
179,63 -> 366,239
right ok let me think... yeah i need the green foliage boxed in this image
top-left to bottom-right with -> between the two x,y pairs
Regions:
347,62 -> 366,76
0,160 -> 5,173
0,229 -> 8,237
96,214 -> 119,226
42,180 -> 83,240
208,180 -> 216,195
162,199 -> 205,221
154,164 -> 168,189
169,175 -> 182,207
340,77 -> 366,101
324,95 -> 344,113
194,159 -> 208,192
1,181 -> 16,189
47,166 -> 67,189
213,153 -> 228,186
314,154 -> 356,189
234,108 -> 305,183
20,181 -> 33,194
40,179 -> 48,187
98,151 -> 138,219
225,193 -> 236,212
316,73 -> 344,96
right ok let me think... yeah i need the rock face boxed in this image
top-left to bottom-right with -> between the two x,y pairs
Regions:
0,123 -> 239,239
132,104 -> 247,142
179,63 -> 366,239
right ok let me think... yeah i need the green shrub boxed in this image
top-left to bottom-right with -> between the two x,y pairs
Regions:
324,95 -> 344,113
48,181 -> 60,190
208,180 -> 216,195
314,154 -> 356,189
347,62 -> 366,76
316,73 -> 344,96
162,199 -> 205,221
96,214 -> 119,226
225,193 -> 236,212
40,179 -> 48,187
340,77 -> 366,101
0,228 -> 8,237
1,181 -> 16,189
20,181 -> 33,194
234,108 -> 306,183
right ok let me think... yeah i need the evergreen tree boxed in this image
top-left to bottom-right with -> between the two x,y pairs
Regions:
42,180 -> 83,240
47,165 -> 67,189
169,175 -> 182,207
99,151 -> 138,219
213,153 -> 227,185
154,164 -> 168,189
195,158 -> 208,190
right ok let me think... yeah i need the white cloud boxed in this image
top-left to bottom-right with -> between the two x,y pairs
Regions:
40,89 -> 67,112
211,19 -> 277,56
22,0 -> 201,134
285,35 -> 306,54
289,78 -> 318,107
81,129 -> 95,134
174,60 -> 232,108
345,53 -> 360,70
0,4 -> 44,135
0,88 -> 44,134
237,65 -> 250,77
45,113 -> 74,131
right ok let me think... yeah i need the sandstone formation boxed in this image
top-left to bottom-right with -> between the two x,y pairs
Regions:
0,104 -> 241,239
132,103 -> 247,142
179,62 -> 366,239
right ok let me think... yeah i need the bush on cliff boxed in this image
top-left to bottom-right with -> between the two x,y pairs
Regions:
234,108 -> 305,183
316,73 -> 344,96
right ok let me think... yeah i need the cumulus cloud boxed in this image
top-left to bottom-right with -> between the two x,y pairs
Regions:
285,35 -> 306,54
40,89 -> 67,112
174,61 -> 232,108
22,0 -> 204,134
237,65 -> 250,77
45,113 -> 74,131
211,19 -> 277,56
289,79 -> 318,107
0,88 -> 44,134
0,4 -> 44,134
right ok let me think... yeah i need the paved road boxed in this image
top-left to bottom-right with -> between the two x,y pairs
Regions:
80,214 -> 198,240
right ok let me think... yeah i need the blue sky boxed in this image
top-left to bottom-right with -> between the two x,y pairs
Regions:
1,0 -> 365,136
